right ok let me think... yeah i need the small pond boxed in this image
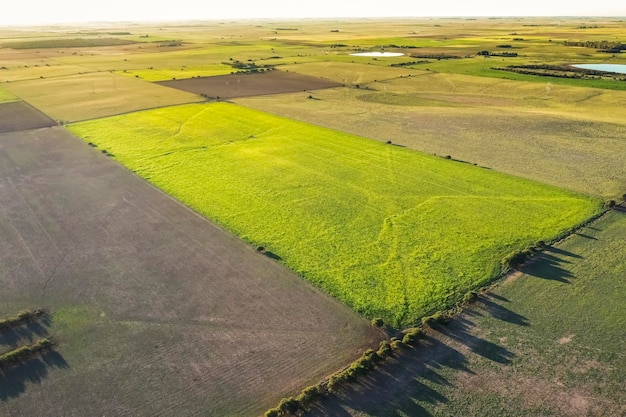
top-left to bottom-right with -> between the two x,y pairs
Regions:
571,63 -> 626,74
349,52 -> 405,57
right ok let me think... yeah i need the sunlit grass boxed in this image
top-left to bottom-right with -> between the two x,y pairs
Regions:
115,64 -> 234,82
0,87 -> 17,103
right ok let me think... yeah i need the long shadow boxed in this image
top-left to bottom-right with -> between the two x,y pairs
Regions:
0,312 -> 67,402
613,204 -> 626,213
303,294 -> 526,416
574,232 -> 598,240
262,250 -> 283,261
304,327 -> 484,416
545,246 -> 583,259
520,253 -> 573,283
436,316 -> 516,364
0,319 -> 51,349
476,297 -> 529,327
0,348 -> 68,401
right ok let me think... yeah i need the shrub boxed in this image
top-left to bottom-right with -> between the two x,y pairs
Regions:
376,340 -> 392,358
0,309 -> 44,329
422,311 -> 449,327
277,396 -> 299,414
402,328 -> 423,345
264,408 -> 280,417
327,375 -> 340,392
391,338 -> 405,349
296,385 -> 320,405
462,290 -> 478,303
0,338 -> 53,368
371,317 -> 384,327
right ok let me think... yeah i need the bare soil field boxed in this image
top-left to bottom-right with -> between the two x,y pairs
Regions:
157,70 -> 342,99
0,127 -> 380,417
0,101 -> 56,133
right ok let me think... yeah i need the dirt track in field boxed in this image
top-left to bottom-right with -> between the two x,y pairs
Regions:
157,70 -> 342,99
0,101 -> 56,133
0,126 -> 380,417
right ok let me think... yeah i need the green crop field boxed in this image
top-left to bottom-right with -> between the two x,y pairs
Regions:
68,102 -> 601,327
115,64 -> 234,82
0,87 -> 16,103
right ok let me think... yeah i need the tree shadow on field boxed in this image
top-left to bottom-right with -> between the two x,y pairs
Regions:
0,318 -> 52,349
574,232 -> 598,240
520,253 -> 573,283
612,204 -> 626,213
0,349 -> 68,401
435,315 -> 515,364
545,246 -> 583,259
474,296 -> 529,327
304,336 -> 466,417
262,250 -> 283,261
0,312 -> 68,402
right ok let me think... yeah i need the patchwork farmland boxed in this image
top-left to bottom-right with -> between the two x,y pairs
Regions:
0,16 -> 624,417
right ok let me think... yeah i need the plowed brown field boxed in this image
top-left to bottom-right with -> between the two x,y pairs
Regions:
157,70 -> 341,99
0,126 -> 380,417
0,101 -> 56,133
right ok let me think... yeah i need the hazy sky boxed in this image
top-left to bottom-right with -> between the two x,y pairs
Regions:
2,0 -> 626,26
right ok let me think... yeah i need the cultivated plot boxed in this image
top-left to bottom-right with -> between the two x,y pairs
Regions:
0,101 -> 56,133
68,102 -> 602,327
157,70 -> 342,99
2,72 -> 203,122
0,127 -> 379,417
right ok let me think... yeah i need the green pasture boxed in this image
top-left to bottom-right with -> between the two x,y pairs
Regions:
415,55 -> 626,91
313,208 -> 626,416
68,102 -> 601,327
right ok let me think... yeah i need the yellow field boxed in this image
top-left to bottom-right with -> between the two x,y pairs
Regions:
3,72 -> 202,122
